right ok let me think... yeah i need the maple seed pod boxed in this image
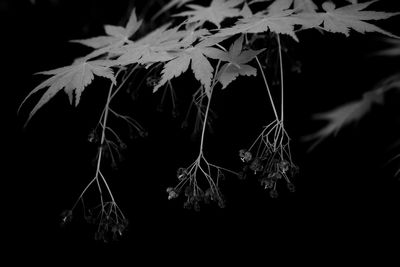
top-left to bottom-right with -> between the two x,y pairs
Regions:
239,149 -> 253,162
239,149 -> 246,161
193,201 -> 201,212
270,189 -> 279,198
88,131 -> 98,144
279,160 -> 290,173
287,183 -> 296,193
238,171 -> 247,180
168,190 -> 178,200
139,130 -> 148,138
322,1 -> 335,12
184,185 -> 193,197
146,76 -> 159,87
177,167 -> 187,180
250,158 -> 263,173
205,188 -> 213,199
119,141 -> 127,150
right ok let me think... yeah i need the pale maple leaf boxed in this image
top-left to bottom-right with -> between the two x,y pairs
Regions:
153,36 -> 228,98
240,2 -> 253,19
213,35 -> 265,88
374,38 -> 400,57
293,0 -> 317,14
267,0 -> 294,14
250,0 -> 317,14
19,60 -> 116,126
308,0 -> 400,38
173,0 -> 243,28
116,23 -> 204,66
70,8 -> 142,49
215,10 -> 313,41
302,88 -> 385,150
152,0 -> 194,20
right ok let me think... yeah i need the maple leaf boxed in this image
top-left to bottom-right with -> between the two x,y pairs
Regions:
153,36 -> 228,97
240,2 -> 254,18
249,0 -> 317,14
308,0 -> 400,38
152,0 -> 194,20
70,8 -> 142,49
213,35 -> 265,88
19,60 -> 116,126
374,38 -> 400,57
293,0 -> 317,14
267,0 -> 294,14
116,23 -> 201,66
215,9 -> 312,41
302,88 -> 385,150
173,0 -> 243,28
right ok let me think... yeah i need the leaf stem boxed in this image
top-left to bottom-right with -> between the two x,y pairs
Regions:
277,34 -> 284,123
255,56 -> 279,121
199,60 -> 222,154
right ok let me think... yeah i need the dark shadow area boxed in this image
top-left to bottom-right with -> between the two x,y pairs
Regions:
8,0 -> 400,260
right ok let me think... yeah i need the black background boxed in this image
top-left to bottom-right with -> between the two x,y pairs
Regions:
7,0 -> 400,261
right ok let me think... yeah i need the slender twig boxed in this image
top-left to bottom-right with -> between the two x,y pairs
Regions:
277,34 -> 284,123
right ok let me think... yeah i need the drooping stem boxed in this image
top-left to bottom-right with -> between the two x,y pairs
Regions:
277,34 -> 284,123
199,88 -> 213,155
93,76 -> 116,208
199,60 -> 222,154
255,56 -> 279,121
72,68 -> 125,211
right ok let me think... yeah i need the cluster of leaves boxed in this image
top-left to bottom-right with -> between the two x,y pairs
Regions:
19,0 -> 400,241
19,0 -> 399,123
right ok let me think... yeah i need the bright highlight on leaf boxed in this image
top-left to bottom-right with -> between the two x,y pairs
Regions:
215,9 -> 314,41
70,8 -> 142,49
311,0 -> 400,38
116,23 -> 190,66
173,0 -> 243,28
213,34 -> 265,88
153,35 -> 228,97
19,60 -> 116,126
152,0 -> 194,20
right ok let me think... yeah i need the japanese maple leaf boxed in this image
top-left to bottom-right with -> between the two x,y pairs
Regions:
314,0 -> 400,38
374,38 -> 400,57
116,23 -> 199,66
173,0 -> 243,28
70,8 -> 142,49
215,9 -> 316,41
153,36 -> 228,97
19,60 -> 116,126
240,2 -> 253,18
293,0 -> 317,14
267,0 -> 317,14
213,35 -> 265,88
152,0 -> 194,20
302,89 -> 385,150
